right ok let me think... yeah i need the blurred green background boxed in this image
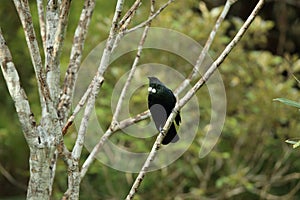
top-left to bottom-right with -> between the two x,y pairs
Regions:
1,0 -> 300,199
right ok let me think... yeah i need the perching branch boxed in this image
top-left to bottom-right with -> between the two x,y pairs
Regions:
80,111 -> 151,178
179,0 -> 264,109
126,0 -> 265,198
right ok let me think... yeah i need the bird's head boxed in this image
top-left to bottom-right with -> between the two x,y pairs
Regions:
148,76 -> 165,95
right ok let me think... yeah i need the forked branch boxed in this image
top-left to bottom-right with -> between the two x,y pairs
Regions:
58,0 -> 96,123
13,0 -> 50,108
0,28 -> 37,148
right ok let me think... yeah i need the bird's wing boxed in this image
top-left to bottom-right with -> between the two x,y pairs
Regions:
167,89 -> 181,126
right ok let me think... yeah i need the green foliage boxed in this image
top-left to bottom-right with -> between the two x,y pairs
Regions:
274,98 -> 300,109
1,1 -> 300,199
274,98 -> 300,148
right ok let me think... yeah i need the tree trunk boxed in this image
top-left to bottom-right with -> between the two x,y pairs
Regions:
26,146 -> 57,200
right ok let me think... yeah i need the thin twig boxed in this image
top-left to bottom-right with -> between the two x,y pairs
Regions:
80,129 -> 112,178
111,0 -> 173,58
174,0 -> 236,95
80,111 -> 150,178
71,76 -> 104,160
126,0 -> 265,198
124,0 -> 175,35
62,81 -> 94,135
119,0 -> 142,30
57,139 -> 72,166
125,133 -> 167,200
0,162 -> 27,191
58,0 -> 96,123
111,0 -> 142,54
177,0 -> 265,110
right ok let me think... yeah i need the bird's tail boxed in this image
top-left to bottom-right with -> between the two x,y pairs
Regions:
162,123 -> 179,145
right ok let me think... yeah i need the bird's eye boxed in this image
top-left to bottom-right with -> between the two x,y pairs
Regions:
148,87 -> 152,92
151,88 -> 157,93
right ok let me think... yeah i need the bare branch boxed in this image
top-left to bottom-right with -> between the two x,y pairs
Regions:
36,0 -> 46,52
58,0 -> 96,123
97,2 -> 124,76
45,0 -> 72,105
0,28 -> 37,147
178,0 -> 264,109
71,77 -> 104,160
0,162 -> 27,191
119,110 -> 151,128
124,0 -> 175,35
250,180 -> 300,200
62,81 -> 94,135
119,0 -> 142,31
81,109 -> 150,176
57,138 -> 72,167
45,0 -> 60,102
80,111 -> 151,178
13,0 -> 51,107
174,0 -> 236,95
126,129 -> 171,200
126,0 -> 265,198
80,129 -> 113,179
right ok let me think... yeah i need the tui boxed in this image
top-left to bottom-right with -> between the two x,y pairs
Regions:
147,77 -> 181,145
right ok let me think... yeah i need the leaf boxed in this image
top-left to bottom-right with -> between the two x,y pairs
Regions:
273,98 -> 300,109
293,141 -> 300,149
285,139 -> 298,145
285,139 -> 300,149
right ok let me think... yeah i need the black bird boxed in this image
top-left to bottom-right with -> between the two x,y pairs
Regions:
147,77 -> 181,145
